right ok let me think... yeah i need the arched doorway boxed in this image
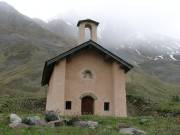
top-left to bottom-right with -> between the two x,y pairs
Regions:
81,96 -> 94,115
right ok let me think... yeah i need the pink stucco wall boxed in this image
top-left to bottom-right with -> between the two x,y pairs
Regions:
46,48 -> 127,117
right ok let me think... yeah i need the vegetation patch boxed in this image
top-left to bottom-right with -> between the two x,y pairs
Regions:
0,96 -> 46,113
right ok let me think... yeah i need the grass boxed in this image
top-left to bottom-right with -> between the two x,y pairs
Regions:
0,114 -> 179,135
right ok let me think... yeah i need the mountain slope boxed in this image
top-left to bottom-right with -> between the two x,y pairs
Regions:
0,1 -> 69,47
0,2 -> 71,96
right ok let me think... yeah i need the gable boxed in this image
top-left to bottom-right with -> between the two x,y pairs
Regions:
41,40 -> 133,86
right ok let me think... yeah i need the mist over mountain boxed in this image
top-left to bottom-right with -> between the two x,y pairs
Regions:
32,10 -> 180,64
0,1 -> 179,104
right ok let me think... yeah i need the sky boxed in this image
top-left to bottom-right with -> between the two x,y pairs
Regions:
1,0 -> 180,38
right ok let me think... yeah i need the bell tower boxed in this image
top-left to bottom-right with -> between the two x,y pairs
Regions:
77,19 -> 99,44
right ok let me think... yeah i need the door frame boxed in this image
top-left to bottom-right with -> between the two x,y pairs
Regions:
81,96 -> 94,115
80,92 -> 97,115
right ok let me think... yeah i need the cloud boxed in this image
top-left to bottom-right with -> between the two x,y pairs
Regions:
1,0 -> 180,38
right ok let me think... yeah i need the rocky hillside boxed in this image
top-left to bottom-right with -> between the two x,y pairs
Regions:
0,2 -> 179,113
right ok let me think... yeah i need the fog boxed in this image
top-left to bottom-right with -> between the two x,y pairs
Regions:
2,0 -> 180,40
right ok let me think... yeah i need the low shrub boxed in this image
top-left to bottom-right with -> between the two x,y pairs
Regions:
45,111 -> 59,122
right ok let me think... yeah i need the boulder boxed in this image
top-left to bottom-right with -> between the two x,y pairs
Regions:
9,123 -> 29,128
118,123 -> 130,128
64,116 -> 80,126
73,121 -> 88,128
133,129 -> 146,135
87,121 -> 98,129
10,114 -> 22,124
73,120 -> 98,129
22,116 -> 41,125
47,120 -> 64,127
119,127 -> 146,135
34,119 -> 47,126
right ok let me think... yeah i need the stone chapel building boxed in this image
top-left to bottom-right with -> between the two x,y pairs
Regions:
41,19 -> 133,117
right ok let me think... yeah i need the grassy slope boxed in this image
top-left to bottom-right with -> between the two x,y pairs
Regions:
127,69 -> 180,102
139,60 -> 180,85
126,68 -> 180,114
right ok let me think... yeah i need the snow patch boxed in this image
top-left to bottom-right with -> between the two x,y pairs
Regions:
135,49 -> 141,55
158,56 -> 163,59
154,55 -> 163,61
169,54 -> 177,61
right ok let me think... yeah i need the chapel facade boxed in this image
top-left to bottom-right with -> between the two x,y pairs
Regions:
41,19 -> 133,117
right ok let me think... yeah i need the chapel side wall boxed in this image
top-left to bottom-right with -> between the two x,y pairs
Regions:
112,62 -> 127,117
46,59 -> 66,114
64,49 -> 114,116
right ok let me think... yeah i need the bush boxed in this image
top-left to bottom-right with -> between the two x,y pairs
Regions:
45,111 -> 59,122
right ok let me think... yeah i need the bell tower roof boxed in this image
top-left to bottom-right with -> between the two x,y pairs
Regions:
77,19 -> 99,26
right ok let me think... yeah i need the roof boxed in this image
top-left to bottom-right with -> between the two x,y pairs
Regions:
41,40 -> 133,86
77,19 -> 99,26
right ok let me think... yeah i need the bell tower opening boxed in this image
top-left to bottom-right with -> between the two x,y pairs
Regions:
77,19 -> 99,44
85,27 -> 91,41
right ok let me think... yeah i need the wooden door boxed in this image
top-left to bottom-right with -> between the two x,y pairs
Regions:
81,96 -> 94,115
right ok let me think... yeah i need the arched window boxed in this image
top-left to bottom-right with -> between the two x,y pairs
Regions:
82,70 -> 93,79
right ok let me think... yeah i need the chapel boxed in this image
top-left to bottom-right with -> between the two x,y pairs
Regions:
41,19 -> 133,117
